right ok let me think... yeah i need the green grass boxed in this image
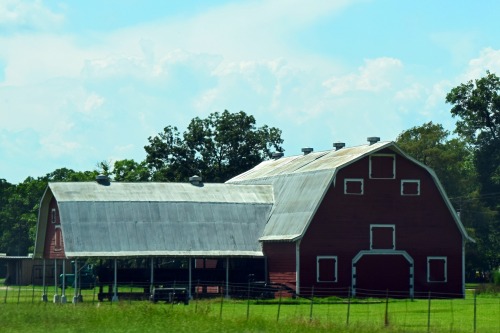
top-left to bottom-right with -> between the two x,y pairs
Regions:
1,286 -> 499,332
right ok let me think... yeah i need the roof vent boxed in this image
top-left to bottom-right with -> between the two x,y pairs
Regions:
301,147 -> 313,155
272,152 -> 284,159
333,142 -> 345,150
367,137 -> 380,145
189,175 -> 202,186
96,174 -> 110,185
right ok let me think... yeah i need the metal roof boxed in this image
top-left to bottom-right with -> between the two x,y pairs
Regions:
227,141 -> 472,243
34,182 -> 273,258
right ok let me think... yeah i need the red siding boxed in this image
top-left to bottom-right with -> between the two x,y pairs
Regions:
43,198 -> 67,259
298,149 -> 464,297
263,242 -> 296,289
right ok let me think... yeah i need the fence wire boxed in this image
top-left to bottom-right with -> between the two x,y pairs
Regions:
2,281 -> 499,332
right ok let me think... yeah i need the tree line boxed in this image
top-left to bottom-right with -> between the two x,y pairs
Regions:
1,74 -> 499,279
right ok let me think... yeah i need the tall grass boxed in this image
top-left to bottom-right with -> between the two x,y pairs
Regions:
1,286 -> 499,332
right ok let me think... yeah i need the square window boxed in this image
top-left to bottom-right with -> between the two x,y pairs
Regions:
344,178 -> 364,195
401,180 -> 420,196
369,154 -> 396,179
370,225 -> 395,250
427,257 -> 447,282
317,256 -> 338,282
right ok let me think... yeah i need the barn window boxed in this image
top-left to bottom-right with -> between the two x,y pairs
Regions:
369,154 -> 396,179
195,259 -> 218,269
401,180 -> 420,196
54,226 -> 62,252
344,178 -> 364,195
370,224 -> 395,250
317,256 -> 338,282
51,208 -> 56,224
427,257 -> 447,282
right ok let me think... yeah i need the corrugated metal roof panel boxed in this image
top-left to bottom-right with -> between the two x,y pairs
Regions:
227,142 -> 390,183
50,182 -> 273,204
59,201 -> 271,257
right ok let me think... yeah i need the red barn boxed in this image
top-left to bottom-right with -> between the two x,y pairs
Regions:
34,139 -> 471,300
227,139 -> 472,298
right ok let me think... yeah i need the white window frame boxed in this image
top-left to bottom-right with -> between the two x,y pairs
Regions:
401,179 -> 420,196
370,224 -> 396,250
316,256 -> 338,283
369,154 -> 396,179
54,225 -> 62,252
344,178 -> 364,195
51,208 -> 56,224
427,256 -> 447,283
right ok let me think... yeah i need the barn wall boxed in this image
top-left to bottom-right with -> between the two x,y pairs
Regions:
263,242 -> 296,290
299,149 -> 464,297
43,198 -> 67,259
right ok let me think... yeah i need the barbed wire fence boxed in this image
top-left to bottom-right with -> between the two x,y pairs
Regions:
2,281 -> 499,332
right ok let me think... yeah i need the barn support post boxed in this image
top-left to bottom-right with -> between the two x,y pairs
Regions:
41,259 -> 47,302
462,239 -> 466,297
225,258 -> 229,298
61,259 -> 67,303
188,258 -> 192,299
53,258 -> 59,303
150,258 -> 154,295
295,240 -> 301,296
73,260 -> 79,304
112,259 -> 118,302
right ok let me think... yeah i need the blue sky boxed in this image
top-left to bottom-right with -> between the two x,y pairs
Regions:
2,0 -> 500,184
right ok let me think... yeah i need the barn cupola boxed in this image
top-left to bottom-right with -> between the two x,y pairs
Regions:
301,147 -> 313,155
333,142 -> 345,150
272,152 -> 284,159
367,137 -> 380,145
96,174 -> 110,185
189,175 -> 203,186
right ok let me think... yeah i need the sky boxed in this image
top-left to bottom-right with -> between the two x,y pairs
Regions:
2,0 -> 500,184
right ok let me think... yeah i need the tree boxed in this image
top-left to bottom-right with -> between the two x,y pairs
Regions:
446,71 -> 500,273
446,71 -> 500,208
396,122 -> 475,198
144,110 -> 284,182
112,159 -> 150,182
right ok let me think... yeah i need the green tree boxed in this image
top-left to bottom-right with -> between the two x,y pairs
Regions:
446,71 -> 500,208
145,110 -> 284,182
112,159 -> 150,182
446,71 -> 500,272
396,122 -> 475,198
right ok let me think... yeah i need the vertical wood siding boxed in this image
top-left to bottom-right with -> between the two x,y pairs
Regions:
299,149 -> 463,297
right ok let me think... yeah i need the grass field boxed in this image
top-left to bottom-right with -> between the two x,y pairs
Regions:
1,285 -> 499,333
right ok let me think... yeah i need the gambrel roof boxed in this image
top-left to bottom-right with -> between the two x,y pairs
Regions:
227,141 -> 473,242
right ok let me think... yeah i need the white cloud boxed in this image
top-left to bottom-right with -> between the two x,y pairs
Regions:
0,0 -> 64,31
323,57 -> 404,95
463,47 -> 500,80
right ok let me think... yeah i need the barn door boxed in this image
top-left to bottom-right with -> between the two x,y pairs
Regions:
352,253 -> 413,298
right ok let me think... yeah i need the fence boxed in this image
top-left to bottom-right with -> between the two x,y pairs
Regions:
2,281 -> 499,332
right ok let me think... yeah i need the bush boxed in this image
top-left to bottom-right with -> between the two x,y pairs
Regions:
493,269 -> 500,286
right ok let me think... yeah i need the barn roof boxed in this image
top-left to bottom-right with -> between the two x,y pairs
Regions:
34,182 -> 273,258
227,141 -> 473,242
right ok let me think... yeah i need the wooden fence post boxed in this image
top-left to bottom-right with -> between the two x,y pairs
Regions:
309,286 -> 314,322
276,288 -> 282,322
427,291 -> 431,333
346,286 -> 351,326
385,289 -> 389,327
473,289 -> 477,333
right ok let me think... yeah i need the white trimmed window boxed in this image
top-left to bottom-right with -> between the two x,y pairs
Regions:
369,154 -> 396,179
401,180 -> 420,196
317,256 -> 338,282
344,178 -> 364,195
54,226 -> 62,252
427,256 -> 447,282
51,208 -> 56,224
370,224 -> 396,250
